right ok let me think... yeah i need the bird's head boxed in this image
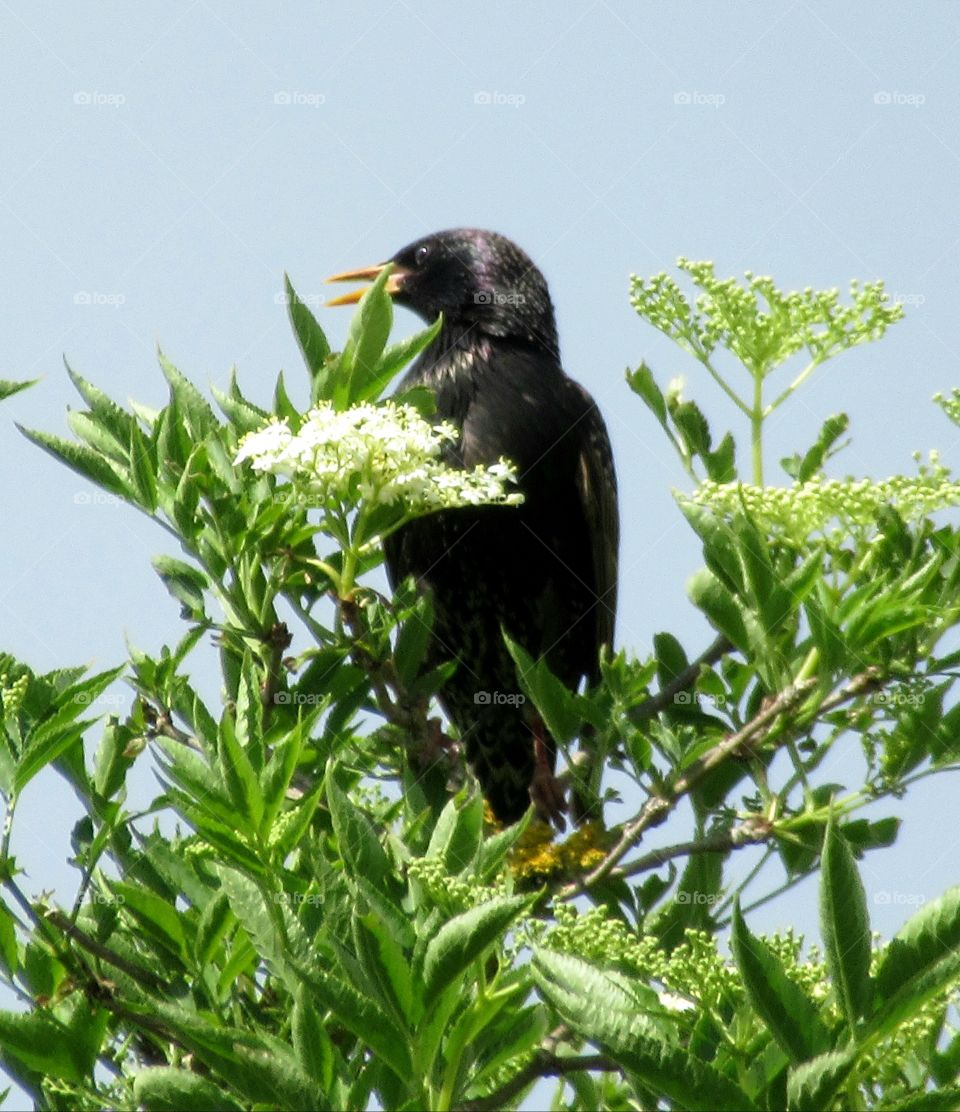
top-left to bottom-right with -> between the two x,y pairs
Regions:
327,229 -> 559,358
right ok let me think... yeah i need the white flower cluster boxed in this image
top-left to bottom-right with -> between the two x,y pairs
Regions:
680,466 -> 960,543
235,401 -> 523,513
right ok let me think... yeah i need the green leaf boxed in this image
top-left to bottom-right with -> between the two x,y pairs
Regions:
292,985 -> 334,1091
149,1001 -> 322,1110
871,885 -> 960,1036
533,948 -> 752,1111
731,900 -> 829,1062
393,592 -> 434,687
653,631 -> 689,689
158,349 -> 217,440
18,425 -> 131,499
302,964 -> 412,1081
108,880 -> 189,963
0,901 -> 19,974
132,1067 -> 243,1112
422,895 -> 527,1001
704,430 -> 737,482
820,814 -> 873,1029
687,568 -> 749,652
626,362 -> 668,426
504,633 -> 581,745
0,1009 -> 86,1082
152,555 -> 208,617
358,315 -> 443,403
217,712 -> 263,833
285,274 -> 331,378
337,265 -> 394,407
0,378 -> 37,402
352,910 -> 416,1026
129,417 -> 158,510
194,891 -> 234,967
425,792 -> 485,876
326,763 -> 391,887
786,1047 -> 857,1111
782,412 -> 850,482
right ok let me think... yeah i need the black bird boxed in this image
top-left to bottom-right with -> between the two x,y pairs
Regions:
327,229 -> 618,824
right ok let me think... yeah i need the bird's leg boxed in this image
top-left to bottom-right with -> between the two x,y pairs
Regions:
529,717 -> 567,831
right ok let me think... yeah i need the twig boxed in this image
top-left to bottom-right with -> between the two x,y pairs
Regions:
631,635 -> 731,722
44,909 -> 168,992
562,666 -> 885,899
610,817 -> 773,883
462,1050 -> 618,1111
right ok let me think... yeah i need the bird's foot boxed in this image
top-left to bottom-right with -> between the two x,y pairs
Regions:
530,729 -> 567,831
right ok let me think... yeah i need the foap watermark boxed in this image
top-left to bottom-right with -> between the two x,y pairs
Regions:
274,288 -> 324,310
676,890 -> 722,905
872,688 -> 925,708
473,289 -> 526,307
473,91 -> 525,108
74,291 -> 126,308
886,292 -> 926,309
474,690 -> 526,706
91,891 -> 125,906
873,890 -> 926,907
70,690 -> 126,709
673,691 -> 726,708
273,90 -> 325,107
673,90 -> 725,108
74,490 -> 123,506
274,691 -> 325,706
73,90 -> 126,108
874,91 -> 926,108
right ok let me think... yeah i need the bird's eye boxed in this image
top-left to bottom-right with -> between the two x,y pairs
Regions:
414,244 -> 431,267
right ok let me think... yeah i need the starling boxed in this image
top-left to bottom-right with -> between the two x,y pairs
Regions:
327,229 -> 618,824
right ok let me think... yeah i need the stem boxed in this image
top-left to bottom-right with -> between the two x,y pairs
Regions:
696,354 -> 752,419
752,369 -> 764,485
764,355 -> 824,417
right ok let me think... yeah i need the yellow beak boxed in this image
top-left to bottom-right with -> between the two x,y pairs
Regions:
324,262 -> 407,306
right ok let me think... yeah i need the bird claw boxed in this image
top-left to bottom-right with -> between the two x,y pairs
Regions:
530,727 -> 567,831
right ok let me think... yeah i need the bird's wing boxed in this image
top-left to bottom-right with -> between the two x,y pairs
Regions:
571,382 -> 619,672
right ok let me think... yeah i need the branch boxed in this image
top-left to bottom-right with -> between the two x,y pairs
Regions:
611,817 -> 773,883
561,667 -> 882,899
631,635 -> 731,722
462,1049 -> 618,1111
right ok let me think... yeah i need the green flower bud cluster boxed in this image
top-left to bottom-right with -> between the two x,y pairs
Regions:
0,672 -> 29,717
679,464 -> 960,544
406,855 -> 509,916
630,261 -> 903,379
934,388 -> 960,427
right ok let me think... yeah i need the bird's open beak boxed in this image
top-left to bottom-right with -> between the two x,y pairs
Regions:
324,262 -> 407,306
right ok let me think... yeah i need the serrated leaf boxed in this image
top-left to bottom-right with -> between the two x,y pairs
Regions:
158,350 -> 217,440
870,885 -> 960,1037
627,363 -> 668,426
731,900 -> 829,1062
326,763 -> 391,886
533,948 -> 752,1110
132,1067 -> 243,1112
422,895 -> 527,1001
18,425 -> 131,498
0,378 -> 37,402
820,815 -> 873,1029
786,1047 -> 857,1111
292,985 -> 334,1091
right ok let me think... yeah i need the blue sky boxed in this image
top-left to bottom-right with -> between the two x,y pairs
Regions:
2,1 -> 960,1077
